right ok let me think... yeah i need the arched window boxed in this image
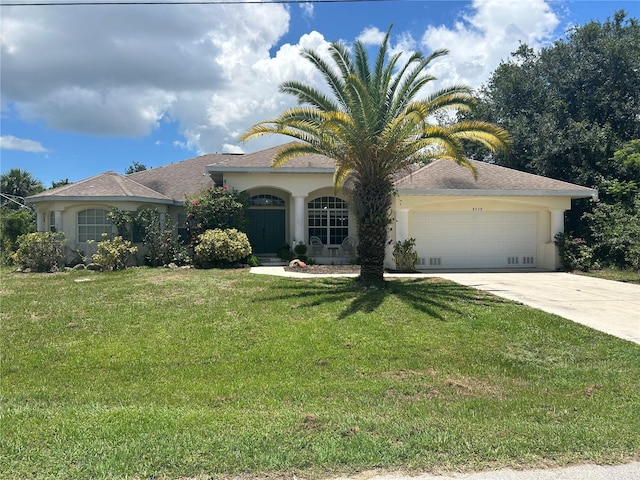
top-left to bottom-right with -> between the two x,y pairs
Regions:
250,194 -> 285,207
77,208 -> 111,242
308,196 -> 348,245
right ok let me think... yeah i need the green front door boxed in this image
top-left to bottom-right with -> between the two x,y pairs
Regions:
248,209 -> 285,254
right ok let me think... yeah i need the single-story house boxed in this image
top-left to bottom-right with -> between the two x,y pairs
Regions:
26,144 -> 597,270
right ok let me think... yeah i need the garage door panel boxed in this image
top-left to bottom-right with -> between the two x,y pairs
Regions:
412,211 -> 537,269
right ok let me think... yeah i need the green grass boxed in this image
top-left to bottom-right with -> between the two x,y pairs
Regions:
1,267 -> 639,479
577,267 -> 640,285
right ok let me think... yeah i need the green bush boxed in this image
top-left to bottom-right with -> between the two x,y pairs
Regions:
392,238 -> 418,272
194,228 -> 252,268
277,244 -> 295,262
185,187 -> 249,244
246,255 -> 261,267
92,234 -> 138,271
137,209 -> 190,267
12,232 -> 66,272
554,232 -> 597,272
1,207 -> 36,264
582,198 -> 640,269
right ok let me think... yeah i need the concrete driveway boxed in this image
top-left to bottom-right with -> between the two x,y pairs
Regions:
434,272 -> 640,345
252,267 -> 640,345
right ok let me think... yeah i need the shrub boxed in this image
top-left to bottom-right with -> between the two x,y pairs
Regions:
293,243 -> 308,255
194,228 -> 252,268
554,232 -> 597,272
582,199 -> 640,269
185,187 -> 249,244
246,255 -> 261,267
277,244 -> 295,262
392,238 -> 418,272
137,209 -> 190,267
92,234 -> 138,271
12,232 -> 66,272
1,207 -> 36,264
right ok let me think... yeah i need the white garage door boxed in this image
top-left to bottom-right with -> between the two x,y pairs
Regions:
412,211 -> 537,269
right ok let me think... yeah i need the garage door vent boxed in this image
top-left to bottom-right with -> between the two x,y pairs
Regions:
523,256 -> 535,265
507,256 -> 520,265
429,257 -> 442,266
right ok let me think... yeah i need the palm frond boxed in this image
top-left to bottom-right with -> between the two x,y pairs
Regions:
450,121 -> 511,152
280,80 -> 339,112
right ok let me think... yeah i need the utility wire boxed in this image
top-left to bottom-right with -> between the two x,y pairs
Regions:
1,0 -> 396,6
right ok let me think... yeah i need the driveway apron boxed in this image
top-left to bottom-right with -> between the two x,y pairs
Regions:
435,272 -> 640,345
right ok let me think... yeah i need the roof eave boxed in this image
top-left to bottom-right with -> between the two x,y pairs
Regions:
26,196 -> 177,205
396,188 -> 598,199
206,166 -> 335,174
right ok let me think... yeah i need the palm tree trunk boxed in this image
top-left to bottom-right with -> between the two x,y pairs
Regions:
352,177 -> 393,288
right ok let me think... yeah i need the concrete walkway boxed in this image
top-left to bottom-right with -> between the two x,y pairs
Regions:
332,461 -> 640,480
251,267 -> 640,345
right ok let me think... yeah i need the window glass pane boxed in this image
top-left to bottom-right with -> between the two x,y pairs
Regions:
307,196 -> 348,246
250,194 -> 285,207
77,209 -> 111,242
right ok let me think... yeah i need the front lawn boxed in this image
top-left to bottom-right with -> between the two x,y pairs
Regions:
577,267 -> 640,285
1,268 -> 639,479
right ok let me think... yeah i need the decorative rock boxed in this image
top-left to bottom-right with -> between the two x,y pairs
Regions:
289,259 -> 307,268
86,263 -> 103,271
72,264 -> 86,270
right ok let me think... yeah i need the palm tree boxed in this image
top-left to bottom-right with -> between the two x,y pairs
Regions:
241,28 -> 510,288
0,168 -> 44,209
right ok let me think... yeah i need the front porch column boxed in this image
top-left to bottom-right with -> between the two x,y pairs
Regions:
293,196 -> 305,245
547,209 -> 566,270
550,209 -> 564,241
395,209 -> 410,242
53,210 -> 62,232
36,210 -> 45,232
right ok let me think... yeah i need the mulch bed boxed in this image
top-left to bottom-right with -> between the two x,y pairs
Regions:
284,264 -> 361,274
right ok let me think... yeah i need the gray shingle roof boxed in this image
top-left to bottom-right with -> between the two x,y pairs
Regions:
205,144 -> 336,171
394,159 -> 597,197
128,154 -> 219,201
27,171 -> 173,203
26,146 -> 597,204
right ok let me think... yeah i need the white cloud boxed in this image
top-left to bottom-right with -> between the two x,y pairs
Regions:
222,143 -> 244,154
299,3 -> 314,19
357,26 -> 387,45
0,135 -> 48,153
420,0 -> 559,89
0,0 -> 563,158
0,2 -> 293,151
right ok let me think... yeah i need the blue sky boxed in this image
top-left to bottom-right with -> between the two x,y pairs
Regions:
1,0 -> 638,187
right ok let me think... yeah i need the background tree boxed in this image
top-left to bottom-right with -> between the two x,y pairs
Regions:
241,27 -> 509,287
50,179 -> 70,189
470,10 -> 639,234
1,168 -> 43,263
125,161 -> 148,174
1,168 -> 44,208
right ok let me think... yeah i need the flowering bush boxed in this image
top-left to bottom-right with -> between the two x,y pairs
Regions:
92,234 -> 138,271
185,187 -> 249,244
12,232 -> 66,272
554,232 -> 597,272
194,228 -> 252,268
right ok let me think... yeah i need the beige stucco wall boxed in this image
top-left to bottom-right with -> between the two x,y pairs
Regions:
225,172 -> 357,248
32,200 -> 174,261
